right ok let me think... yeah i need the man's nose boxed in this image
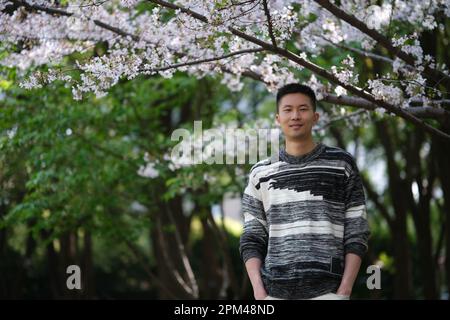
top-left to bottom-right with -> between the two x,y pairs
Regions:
291,110 -> 300,120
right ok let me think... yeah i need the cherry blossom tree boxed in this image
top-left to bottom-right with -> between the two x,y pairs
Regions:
1,0 -> 450,140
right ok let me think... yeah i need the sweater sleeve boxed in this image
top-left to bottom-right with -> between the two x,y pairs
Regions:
239,169 -> 268,264
343,157 -> 370,259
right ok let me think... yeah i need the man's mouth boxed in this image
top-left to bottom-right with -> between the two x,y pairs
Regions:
289,124 -> 303,129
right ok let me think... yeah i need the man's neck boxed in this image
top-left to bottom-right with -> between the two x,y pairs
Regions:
285,137 -> 317,157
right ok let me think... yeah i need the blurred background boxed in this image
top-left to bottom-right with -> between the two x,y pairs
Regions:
1,71 -> 449,300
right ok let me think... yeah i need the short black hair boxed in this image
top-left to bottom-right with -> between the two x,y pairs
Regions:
276,83 -> 316,112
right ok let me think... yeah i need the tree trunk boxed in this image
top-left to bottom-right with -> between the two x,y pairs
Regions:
150,196 -> 194,298
81,230 -> 95,299
404,129 -> 438,299
434,122 -> 450,299
375,120 -> 414,298
199,213 -> 222,299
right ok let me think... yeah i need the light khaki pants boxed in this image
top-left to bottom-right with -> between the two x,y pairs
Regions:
264,293 -> 350,300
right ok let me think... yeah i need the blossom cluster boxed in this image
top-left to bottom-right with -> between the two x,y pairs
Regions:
0,0 -> 448,116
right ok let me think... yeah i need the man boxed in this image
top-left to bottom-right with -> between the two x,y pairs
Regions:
239,83 -> 370,300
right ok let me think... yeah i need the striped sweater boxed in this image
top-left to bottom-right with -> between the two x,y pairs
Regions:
239,142 -> 370,299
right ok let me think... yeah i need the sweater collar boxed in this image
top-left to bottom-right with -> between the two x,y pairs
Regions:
279,142 -> 325,164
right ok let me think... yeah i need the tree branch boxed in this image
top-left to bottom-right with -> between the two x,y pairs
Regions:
164,201 -> 199,298
221,64 -> 450,121
262,0 -> 277,48
315,109 -> 367,131
229,27 -> 450,140
139,48 -> 264,74
360,174 -> 395,228
322,93 -> 450,120
154,214 -> 197,297
150,0 -> 208,23
318,35 -> 396,64
204,206 -> 240,298
313,0 -> 450,87
92,19 -> 140,41
9,0 -> 140,41
125,239 -> 178,299
8,0 -> 72,16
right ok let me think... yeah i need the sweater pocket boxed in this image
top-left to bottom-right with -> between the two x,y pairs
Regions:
330,256 -> 344,276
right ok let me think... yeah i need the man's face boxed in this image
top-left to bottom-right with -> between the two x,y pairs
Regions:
276,93 -> 319,140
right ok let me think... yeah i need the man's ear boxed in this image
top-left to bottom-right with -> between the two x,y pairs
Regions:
275,113 -> 280,126
313,112 -> 320,125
